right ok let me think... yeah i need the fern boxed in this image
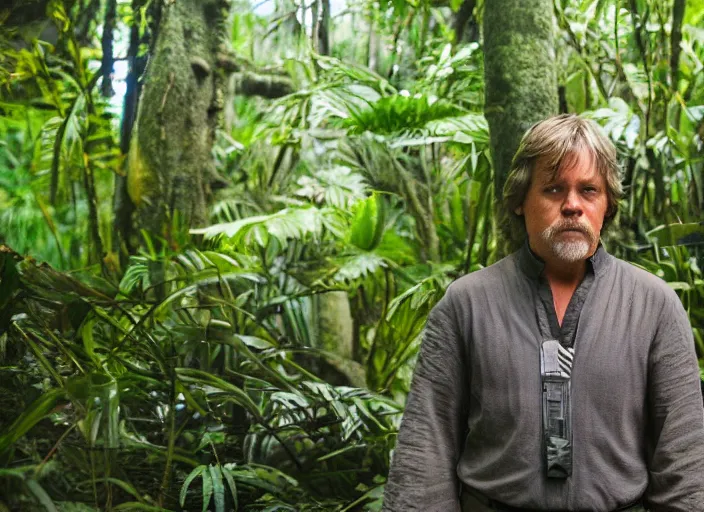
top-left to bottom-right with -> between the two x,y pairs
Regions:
192,206 -> 347,249
344,94 -> 464,135
295,166 -> 368,208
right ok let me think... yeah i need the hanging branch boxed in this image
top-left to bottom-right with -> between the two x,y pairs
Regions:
100,0 -> 118,97
601,2 -> 647,119
553,5 -> 609,103
234,71 -> 293,98
628,0 -> 653,136
629,1 -> 668,216
387,10 -> 413,79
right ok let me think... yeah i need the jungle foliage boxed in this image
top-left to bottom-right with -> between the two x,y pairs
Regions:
0,0 -> 703,510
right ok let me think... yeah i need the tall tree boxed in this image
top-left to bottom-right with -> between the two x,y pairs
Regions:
113,0 -> 145,259
452,0 -> 478,45
483,0 -> 558,200
123,0 -> 294,245
100,0 -> 117,97
126,0 -> 232,241
670,0 -> 686,91
318,0 -> 330,56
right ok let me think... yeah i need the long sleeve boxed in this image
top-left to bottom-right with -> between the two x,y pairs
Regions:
644,294 -> 704,511
382,288 -> 469,512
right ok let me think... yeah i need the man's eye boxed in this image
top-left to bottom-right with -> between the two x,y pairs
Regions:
544,186 -> 560,194
583,187 -> 598,194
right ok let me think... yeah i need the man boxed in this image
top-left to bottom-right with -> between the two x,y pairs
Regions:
382,115 -> 704,511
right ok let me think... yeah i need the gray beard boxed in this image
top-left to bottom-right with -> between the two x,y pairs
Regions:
540,224 -> 594,263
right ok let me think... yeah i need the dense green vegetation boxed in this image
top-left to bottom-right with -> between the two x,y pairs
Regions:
0,0 -> 703,510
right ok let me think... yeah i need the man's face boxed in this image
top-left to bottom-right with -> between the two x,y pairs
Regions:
516,148 -> 608,264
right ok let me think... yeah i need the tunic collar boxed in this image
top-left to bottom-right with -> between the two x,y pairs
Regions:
516,239 -> 609,279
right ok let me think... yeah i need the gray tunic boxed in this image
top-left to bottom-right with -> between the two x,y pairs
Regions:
383,245 -> 704,511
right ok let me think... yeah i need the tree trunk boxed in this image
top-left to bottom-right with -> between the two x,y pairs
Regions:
113,0 -> 145,260
100,0 -> 117,97
74,0 -> 100,46
483,0 -> 558,200
670,0 -> 685,91
126,0 -> 230,239
310,292 -> 366,387
367,22 -> 378,72
318,0 -> 330,56
452,0 -> 477,45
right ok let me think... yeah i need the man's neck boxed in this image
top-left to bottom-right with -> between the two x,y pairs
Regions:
526,240 -> 591,286
543,259 -> 587,287
543,259 -> 587,327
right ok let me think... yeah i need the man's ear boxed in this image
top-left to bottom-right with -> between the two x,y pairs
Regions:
514,205 -> 523,215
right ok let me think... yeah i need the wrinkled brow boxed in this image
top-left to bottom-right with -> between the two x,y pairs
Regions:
542,150 -> 599,184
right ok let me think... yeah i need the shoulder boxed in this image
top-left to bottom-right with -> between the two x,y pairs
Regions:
607,255 -> 683,309
439,254 -> 519,315
446,254 -> 517,296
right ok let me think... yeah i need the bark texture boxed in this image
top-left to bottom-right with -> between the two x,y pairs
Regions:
317,0 -> 330,56
452,0 -> 478,45
311,291 -> 366,387
127,0 -> 230,237
234,71 -> 293,99
483,0 -> 558,199
100,0 -> 117,97
670,0 -> 685,90
315,291 -> 353,360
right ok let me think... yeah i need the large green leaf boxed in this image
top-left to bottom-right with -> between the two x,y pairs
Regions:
349,194 -> 387,251
175,368 -> 262,420
344,94 -> 464,135
295,166 -> 368,208
25,479 -> 59,512
209,464 -> 226,512
180,465 -> 207,508
201,467 -> 213,512
0,388 -> 66,453
333,253 -> 387,282
191,207 -> 345,248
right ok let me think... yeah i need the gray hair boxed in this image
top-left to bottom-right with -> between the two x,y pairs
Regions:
501,114 -> 623,250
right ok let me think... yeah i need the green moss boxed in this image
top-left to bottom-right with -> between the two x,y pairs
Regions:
127,129 -> 156,207
126,0 -> 225,236
483,0 -> 558,198
316,292 -> 353,359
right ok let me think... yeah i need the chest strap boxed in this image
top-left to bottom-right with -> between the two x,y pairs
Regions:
541,339 -> 573,478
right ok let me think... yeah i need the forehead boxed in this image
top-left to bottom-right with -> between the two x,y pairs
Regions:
533,148 -> 603,184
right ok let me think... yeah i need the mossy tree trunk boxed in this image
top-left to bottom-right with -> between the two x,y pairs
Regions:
483,0 -> 558,200
310,292 -> 366,387
126,0 -> 230,241
120,0 -> 294,247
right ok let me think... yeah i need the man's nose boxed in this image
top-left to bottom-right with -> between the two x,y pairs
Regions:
561,189 -> 583,216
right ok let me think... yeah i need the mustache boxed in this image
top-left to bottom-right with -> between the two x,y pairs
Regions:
545,220 -> 596,240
